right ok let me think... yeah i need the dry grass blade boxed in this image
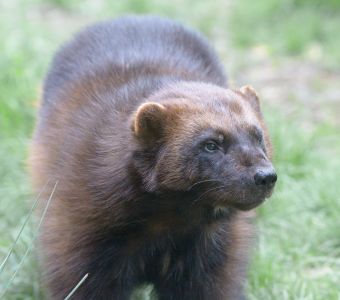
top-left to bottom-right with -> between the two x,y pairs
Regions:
0,181 -> 58,298
0,179 -> 50,275
64,273 -> 89,300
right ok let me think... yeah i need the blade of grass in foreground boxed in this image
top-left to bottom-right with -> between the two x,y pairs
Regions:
64,273 -> 89,300
0,179 -> 50,275
0,181 -> 58,298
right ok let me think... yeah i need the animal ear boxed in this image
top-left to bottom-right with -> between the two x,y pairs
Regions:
132,102 -> 166,140
240,85 -> 261,112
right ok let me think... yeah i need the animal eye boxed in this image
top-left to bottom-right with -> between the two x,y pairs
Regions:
205,142 -> 218,152
253,127 -> 263,143
256,132 -> 263,143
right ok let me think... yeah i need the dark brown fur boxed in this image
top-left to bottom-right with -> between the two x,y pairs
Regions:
29,16 -> 276,300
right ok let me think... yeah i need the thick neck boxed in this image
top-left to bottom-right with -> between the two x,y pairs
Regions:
121,187 -> 236,235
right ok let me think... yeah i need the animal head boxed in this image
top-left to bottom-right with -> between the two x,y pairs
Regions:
132,82 -> 277,210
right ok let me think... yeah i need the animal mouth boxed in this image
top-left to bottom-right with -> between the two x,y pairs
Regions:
233,186 -> 275,210
233,197 -> 266,210
192,180 -> 275,211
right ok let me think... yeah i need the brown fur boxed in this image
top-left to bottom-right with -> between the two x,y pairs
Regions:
29,16 -> 276,300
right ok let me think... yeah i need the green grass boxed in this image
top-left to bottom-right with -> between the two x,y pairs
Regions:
230,0 -> 340,67
0,0 -> 339,299
248,109 -> 340,299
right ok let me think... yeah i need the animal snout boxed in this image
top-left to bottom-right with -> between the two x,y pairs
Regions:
254,168 -> 277,186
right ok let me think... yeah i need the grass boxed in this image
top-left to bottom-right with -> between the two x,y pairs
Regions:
249,110 -> 340,299
230,0 -> 340,68
0,0 -> 339,299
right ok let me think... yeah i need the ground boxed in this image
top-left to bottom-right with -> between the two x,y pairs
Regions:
0,0 -> 339,299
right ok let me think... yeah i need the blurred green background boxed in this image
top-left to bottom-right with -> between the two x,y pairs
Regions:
0,0 -> 339,299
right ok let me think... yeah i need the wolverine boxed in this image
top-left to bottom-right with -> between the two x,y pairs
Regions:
29,16 -> 277,300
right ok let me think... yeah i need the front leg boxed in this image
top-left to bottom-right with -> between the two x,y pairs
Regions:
153,241 -> 248,300
154,213 -> 253,300
155,270 -> 247,300
44,255 -> 138,300
41,232 -> 139,300
63,275 -> 135,300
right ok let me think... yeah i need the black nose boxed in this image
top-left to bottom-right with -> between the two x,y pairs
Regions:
254,169 -> 277,186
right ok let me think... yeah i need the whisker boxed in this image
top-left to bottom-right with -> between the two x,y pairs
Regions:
193,185 -> 225,204
186,179 -> 222,191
